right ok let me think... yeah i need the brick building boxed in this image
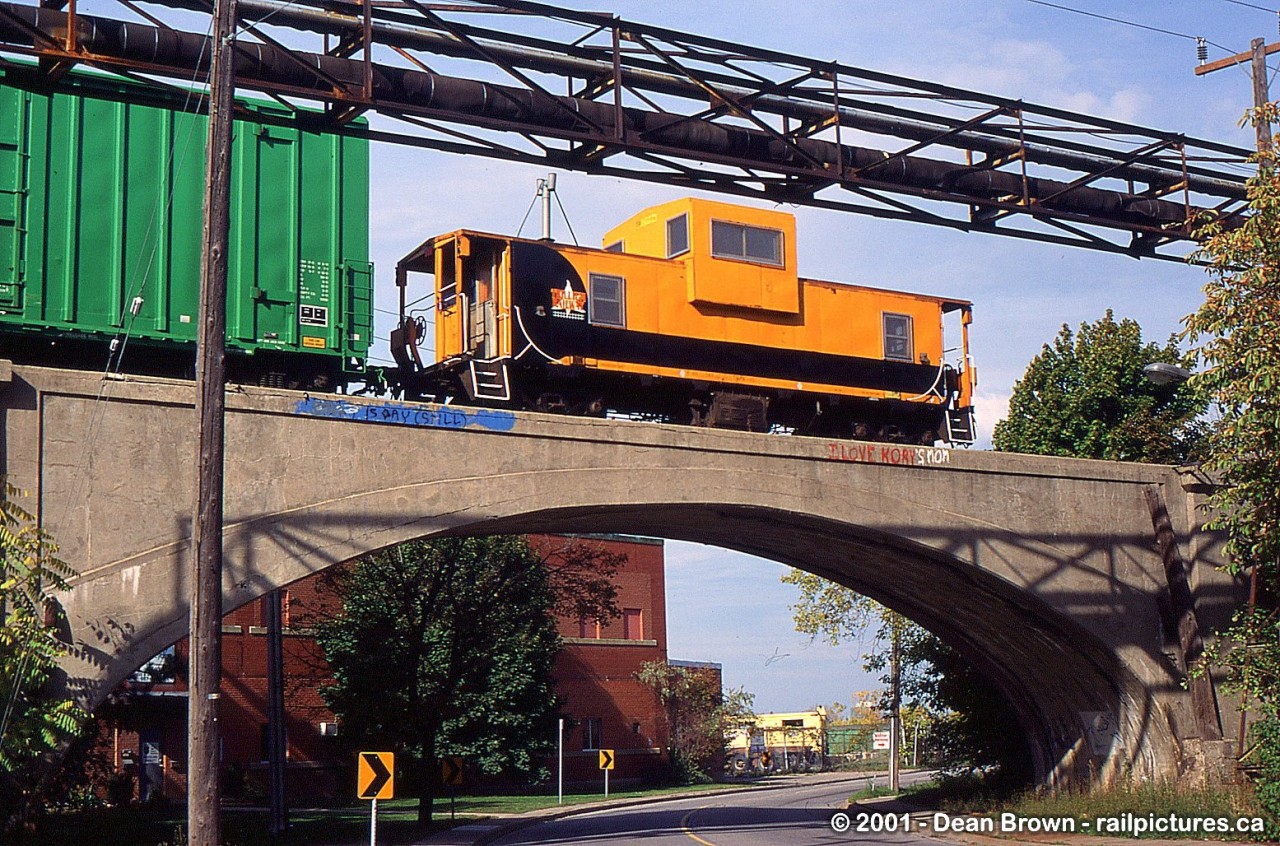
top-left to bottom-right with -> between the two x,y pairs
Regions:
538,535 -> 670,785
99,534 -> 708,803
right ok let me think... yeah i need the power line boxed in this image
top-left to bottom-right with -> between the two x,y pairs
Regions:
1023,0 -> 1275,76
1219,0 -> 1277,13
1022,0 -> 1199,41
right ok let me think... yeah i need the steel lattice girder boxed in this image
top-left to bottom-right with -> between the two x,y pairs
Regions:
0,0 -> 1254,259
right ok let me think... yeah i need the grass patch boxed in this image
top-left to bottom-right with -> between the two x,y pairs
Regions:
445,780 -> 751,816
907,772 -> 1267,841
28,781 -> 759,845
999,781 -> 1264,840
847,782 -> 898,802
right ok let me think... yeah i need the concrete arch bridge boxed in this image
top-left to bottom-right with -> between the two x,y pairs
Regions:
0,362 -> 1244,787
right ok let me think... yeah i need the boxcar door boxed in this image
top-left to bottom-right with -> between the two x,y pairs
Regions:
238,128 -> 298,350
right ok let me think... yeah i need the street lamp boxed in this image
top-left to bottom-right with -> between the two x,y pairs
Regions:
1142,362 -> 1193,385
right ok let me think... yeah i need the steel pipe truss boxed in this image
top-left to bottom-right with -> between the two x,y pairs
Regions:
0,0 -> 1256,259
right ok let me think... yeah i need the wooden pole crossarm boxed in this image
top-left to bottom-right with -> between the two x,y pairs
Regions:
1195,40 -> 1280,76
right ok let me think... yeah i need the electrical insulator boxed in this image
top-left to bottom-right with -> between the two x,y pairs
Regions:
1196,37 -> 1208,65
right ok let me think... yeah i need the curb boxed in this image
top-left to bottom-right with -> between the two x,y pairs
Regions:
412,770 -> 886,846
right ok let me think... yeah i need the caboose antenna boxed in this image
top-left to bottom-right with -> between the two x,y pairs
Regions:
540,173 -> 557,240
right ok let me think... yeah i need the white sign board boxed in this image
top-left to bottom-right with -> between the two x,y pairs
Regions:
872,730 -> 891,750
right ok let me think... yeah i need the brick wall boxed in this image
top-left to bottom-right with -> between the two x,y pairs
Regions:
98,534 -> 677,802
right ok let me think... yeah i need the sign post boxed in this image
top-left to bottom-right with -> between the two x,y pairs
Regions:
441,756 -> 464,820
357,752 -> 395,846
598,749 -> 614,798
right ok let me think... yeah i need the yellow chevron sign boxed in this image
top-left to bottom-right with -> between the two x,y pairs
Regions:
357,751 -> 394,800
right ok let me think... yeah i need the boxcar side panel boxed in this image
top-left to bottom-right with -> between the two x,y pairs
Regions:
0,70 -> 371,376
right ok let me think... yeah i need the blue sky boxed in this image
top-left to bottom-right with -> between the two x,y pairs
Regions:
350,1 -> 1272,711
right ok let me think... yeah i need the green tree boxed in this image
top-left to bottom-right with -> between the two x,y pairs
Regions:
780,569 -> 1025,782
636,660 -> 755,783
890,626 -> 1031,785
312,535 -> 622,823
1,481 -> 85,839
1186,101 -> 1280,835
992,310 -> 1203,463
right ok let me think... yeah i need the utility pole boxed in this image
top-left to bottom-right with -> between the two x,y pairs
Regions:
189,0 -> 236,844
1195,36 -> 1274,153
1193,35 -> 1273,760
266,589 -> 289,837
888,622 -> 900,793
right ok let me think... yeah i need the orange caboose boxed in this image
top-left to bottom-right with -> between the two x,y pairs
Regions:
391,197 -> 975,444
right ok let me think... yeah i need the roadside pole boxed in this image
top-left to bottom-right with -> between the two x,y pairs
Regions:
357,752 -> 394,846
888,625 -> 901,792
1193,35 -> 1273,757
189,0 -> 236,843
599,749 -> 614,798
557,718 -> 564,804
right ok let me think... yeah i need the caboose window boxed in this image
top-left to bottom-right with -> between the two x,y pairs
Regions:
710,220 -> 783,266
666,214 -> 689,257
589,274 -> 625,328
883,313 -> 913,361
604,240 -> 624,253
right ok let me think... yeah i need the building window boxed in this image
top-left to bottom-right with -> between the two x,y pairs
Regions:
578,618 -> 601,639
582,717 -> 603,751
623,608 -> 643,640
604,240 -> 624,253
666,214 -> 689,257
589,273 -> 625,328
710,220 -> 783,266
883,313 -> 913,362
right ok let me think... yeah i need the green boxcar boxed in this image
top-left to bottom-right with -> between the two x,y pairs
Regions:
0,67 -> 372,387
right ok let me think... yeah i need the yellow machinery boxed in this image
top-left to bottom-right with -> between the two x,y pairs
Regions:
391,197 -> 975,443
726,708 -> 828,774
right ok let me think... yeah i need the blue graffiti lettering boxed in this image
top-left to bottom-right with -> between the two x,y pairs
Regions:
293,397 -> 517,432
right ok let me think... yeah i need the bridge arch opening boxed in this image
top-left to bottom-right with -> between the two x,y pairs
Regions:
457,504 -> 1173,788
74,501 -> 1174,790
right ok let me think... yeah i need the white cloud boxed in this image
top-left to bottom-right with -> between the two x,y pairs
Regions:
971,390 -> 1013,451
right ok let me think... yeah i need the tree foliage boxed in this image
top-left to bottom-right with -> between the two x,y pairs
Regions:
781,569 -> 1025,780
1186,101 -> 1280,833
1,480 -> 86,838
992,310 -> 1204,463
312,535 -> 622,822
890,626 -> 1031,785
636,659 -> 755,784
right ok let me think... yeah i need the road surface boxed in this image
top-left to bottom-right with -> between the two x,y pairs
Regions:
490,771 -> 948,846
